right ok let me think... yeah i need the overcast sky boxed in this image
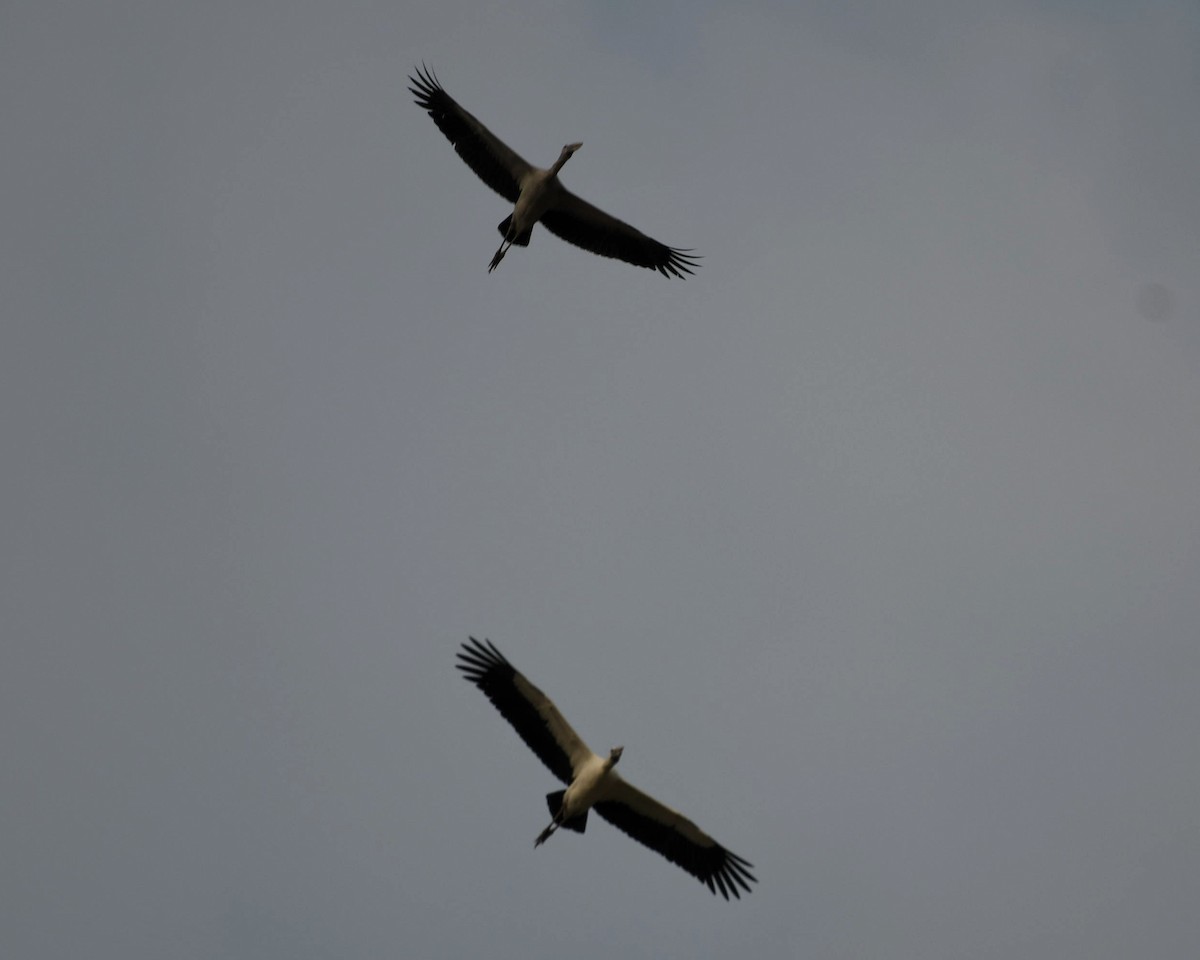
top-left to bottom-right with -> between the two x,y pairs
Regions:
3,1 -> 1199,957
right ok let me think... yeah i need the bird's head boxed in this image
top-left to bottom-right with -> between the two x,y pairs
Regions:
608,745 -> 624,765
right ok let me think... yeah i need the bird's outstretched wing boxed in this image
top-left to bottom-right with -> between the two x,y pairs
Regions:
456,638 -> 595,785
595,771 -> 757,899
409,65 -> 532,204
541,190 -> 700,278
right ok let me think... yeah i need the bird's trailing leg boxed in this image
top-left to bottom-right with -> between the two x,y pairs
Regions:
488,239 -> 512,273
535,790 -> 566,847
534,818 -> 559,847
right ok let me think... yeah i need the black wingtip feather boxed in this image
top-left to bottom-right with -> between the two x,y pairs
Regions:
407,62 -> 441,110
455,636 -> 511,684
657,248 -> 701,279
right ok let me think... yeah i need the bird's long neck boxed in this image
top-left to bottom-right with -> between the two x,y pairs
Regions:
549,150 -> 573,177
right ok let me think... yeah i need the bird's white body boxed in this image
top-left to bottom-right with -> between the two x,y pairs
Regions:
512,172 -> 554,235
490,145 -> 579,271
560,751 -> 613,820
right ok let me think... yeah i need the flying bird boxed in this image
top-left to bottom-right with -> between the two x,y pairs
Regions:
410,65 -> 700,278
455,638 -> 756,899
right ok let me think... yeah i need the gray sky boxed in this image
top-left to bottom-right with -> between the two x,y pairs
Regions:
3,1 -> 1199,957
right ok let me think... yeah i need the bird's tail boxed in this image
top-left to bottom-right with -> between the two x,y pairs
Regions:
496,215 -> 532,246
539,790 -> 587,841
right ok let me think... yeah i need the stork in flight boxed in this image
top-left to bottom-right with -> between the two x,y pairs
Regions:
410,66 -> 700,278
455,638 -> 756,899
